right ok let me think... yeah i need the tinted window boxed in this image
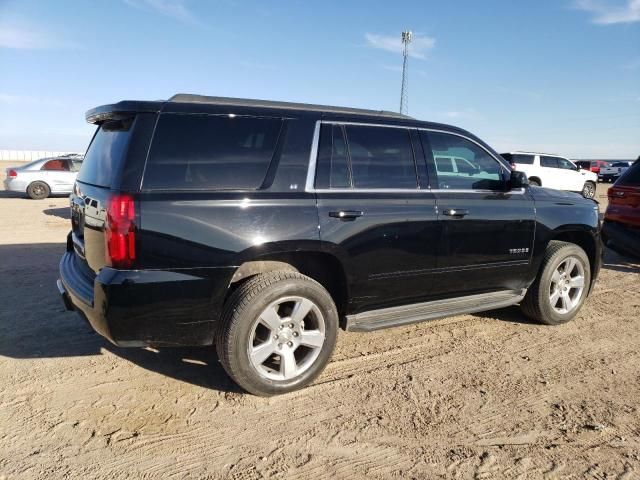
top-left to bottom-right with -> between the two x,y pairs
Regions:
540,156 -> 559,168
502,153 -> 534,165
144,114 -> 282,190
345,125 -> 417,189
77,118 -> 134,187
315,124 -> 350,188
42,159 -> 69,171
270,119 -> 316,192
424,132 -> 505,190
611,162 -> 629,167
434,157 -> 454,172
558,158 -> 577,170
617,161 -> 640,186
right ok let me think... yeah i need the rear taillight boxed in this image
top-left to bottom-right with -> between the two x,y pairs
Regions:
7,169 -> 17,178
608,187 -> 624,199
105,194 -> 136,269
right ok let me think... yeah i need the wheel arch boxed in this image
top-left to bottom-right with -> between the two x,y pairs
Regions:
228,250 -> 350,324
528,176 -> 542,186
548,229 -> 598,291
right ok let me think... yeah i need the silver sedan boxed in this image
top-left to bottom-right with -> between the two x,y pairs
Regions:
4,155 -> 83,199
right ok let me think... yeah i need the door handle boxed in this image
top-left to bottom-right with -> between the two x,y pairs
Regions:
329,210 -> 363,220
443,208 -> 469,218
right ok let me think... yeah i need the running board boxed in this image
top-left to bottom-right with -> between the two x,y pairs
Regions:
345,289 -> 527,332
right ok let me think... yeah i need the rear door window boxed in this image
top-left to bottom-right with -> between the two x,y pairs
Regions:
42,159 -> 69,171
77,118 -> 134,187
540,156 -> 559,168
143,114 -> 283,190
503,153 -> 534,165
344,125 -> 417,189
315,124 -> 351,188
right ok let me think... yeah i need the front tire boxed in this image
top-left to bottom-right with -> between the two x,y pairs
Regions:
521,241 -> 591,325
582,181 -> 596,199
216,271 -> 338,396
27,181 -> 50,200
529,179 -> 540,187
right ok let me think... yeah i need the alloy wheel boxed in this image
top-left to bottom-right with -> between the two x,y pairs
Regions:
582,183 -> 595,199
247,296 -> 326,381
549,256 -> 586,314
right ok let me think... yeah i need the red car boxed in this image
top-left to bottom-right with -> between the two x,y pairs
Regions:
576,160 -> 611,176
602,159 -> 640,258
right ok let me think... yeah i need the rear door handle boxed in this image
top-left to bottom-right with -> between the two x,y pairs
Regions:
443,208 -> 469,218
329,210 -> 364,220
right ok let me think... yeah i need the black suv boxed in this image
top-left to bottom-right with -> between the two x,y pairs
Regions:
58,94 -> 602,395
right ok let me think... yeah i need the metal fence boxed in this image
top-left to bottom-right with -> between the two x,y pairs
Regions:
0,150 -> 82,162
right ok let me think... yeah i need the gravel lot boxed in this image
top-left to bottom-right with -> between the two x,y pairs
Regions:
1,163 -> 638,479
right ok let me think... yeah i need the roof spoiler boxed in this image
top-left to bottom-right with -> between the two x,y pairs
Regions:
85,100 -> 162,124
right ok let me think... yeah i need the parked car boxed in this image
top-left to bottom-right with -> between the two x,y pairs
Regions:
599,161 -> 634,183
4,154 -> 83,199
58,94 -> 602,396
602,159 -> 640,258
575,160 -> 611,180
501,152 -> 598,199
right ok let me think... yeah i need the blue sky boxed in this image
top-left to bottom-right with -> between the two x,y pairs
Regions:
1,0 -> 638,158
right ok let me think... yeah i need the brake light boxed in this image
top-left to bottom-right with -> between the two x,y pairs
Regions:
7,169 -> 17,178
105,194 -> 136,269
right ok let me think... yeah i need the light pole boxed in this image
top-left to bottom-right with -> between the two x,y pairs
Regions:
400,30 -> 412,115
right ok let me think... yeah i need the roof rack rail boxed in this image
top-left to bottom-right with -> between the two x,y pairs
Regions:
168,93 -> 411,119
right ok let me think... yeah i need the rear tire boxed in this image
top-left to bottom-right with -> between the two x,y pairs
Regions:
521,241 -> 591,325
582,181 -> 596,199
216,271 -> 338,396
529,179 -> 540,187
27,181 -> 50,200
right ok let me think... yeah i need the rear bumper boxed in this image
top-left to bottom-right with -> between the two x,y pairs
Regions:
3,178 -> 27,192
602,221 -> 640,258
58,250 -> 235,347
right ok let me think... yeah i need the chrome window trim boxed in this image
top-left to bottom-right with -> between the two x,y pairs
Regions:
312,188 -> 525,195
306,120 -> 514,193
304,120 -> 322,192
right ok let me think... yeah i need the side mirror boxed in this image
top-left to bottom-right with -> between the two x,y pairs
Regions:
509,170 -> 529,190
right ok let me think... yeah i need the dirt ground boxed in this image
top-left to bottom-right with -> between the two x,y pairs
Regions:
0,166 -> 638,479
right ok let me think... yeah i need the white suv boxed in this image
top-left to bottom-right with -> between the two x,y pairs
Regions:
501,152 -> 597,199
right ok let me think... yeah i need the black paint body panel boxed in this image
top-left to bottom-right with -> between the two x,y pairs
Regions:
59,98 -> 602,346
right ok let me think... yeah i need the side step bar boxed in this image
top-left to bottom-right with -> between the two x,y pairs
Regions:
345,289 -> 527,332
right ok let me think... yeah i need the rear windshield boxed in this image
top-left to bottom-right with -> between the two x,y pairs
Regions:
143,114 -> 282,190
617,161 -> 640,186
76,118 -> 134,187
501,153 -> 534,165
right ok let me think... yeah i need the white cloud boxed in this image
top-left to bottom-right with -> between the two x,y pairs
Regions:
124,0 -> 199,24
365,33 -> 435,59
574,0 -> 640,24
0,23 -> 76,49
